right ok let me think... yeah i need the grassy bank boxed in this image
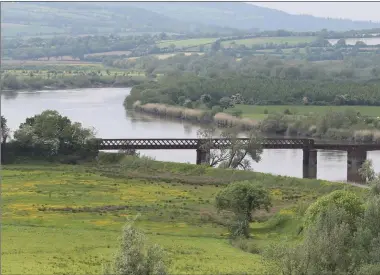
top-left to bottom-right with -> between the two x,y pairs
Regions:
1,156 -> 366,274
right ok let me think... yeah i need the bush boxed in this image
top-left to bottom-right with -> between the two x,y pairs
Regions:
304,190 -> 364,228
103,222 -> 167,275
97,152 -> 128,164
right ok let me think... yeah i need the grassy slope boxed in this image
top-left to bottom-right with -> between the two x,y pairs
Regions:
2,158 -> 365,274
229,104 -> 380,120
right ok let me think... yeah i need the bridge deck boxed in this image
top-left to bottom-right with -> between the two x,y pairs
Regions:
95,138 -> 380,151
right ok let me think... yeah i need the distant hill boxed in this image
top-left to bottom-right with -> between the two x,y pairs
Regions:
2,2 -> 380,37
0,2 -> 236,37
130,2 -> 380,32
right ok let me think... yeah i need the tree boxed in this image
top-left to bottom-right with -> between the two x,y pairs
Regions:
13,110 -> 95,156
215,181 -> 272,238
219,97 -> 234,109
104,218 -> 167,275
1,115 -> 10,144
197,127 -> 263,170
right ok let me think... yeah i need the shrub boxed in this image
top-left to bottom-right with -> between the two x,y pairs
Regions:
103,222 -> 167,275
304,190 -> 364,228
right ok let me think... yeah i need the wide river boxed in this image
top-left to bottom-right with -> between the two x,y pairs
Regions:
2,87 -> 380,182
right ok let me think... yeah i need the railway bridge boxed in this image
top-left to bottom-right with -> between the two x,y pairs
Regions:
94,138 -> 380,183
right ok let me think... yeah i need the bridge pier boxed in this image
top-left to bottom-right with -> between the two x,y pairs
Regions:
303,149 -> 317,179
347,149 -> 367,183
196,149 -> 210,165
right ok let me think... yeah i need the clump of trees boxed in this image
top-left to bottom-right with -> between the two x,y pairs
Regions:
264,161 -> 380,275
258,109 -> 380,142
1,111 -> 97,162
125,72 -> 380,111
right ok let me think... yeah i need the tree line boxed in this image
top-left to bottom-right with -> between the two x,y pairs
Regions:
125,72 -> 380,109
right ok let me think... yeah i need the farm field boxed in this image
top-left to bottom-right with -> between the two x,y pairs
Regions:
84,51 -> 132,58
231,104 -> 380,120
222,36 -> 316,47
1,159 -> 361,274
1,59 -> 101,66
157,38 -> 217,48
1,23 -> 65,37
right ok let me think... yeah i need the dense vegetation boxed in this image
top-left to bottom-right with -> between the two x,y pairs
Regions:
264,168 -> 380,274
0,70 -> 144,92
126,72 -> 380,108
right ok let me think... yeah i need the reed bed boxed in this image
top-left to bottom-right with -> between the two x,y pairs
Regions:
133,102 -> 259,130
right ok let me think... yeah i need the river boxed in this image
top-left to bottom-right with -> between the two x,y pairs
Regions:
2,87 -> 380,182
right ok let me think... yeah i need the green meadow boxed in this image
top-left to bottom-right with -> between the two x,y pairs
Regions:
1,157 -> 365,274
222,36 -> 316,47
156,38 -> 218,48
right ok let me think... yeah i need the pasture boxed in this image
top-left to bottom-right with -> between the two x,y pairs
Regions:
157,38 -> 217,48
1,158 -> 360,274
222,36 -> 316,47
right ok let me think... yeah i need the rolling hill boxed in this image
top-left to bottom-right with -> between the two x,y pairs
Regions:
1,2 -> 380,37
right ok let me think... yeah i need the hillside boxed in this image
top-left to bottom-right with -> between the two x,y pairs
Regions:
2,2 -> 380,38
131,2 -> 380,32
0,2 -> 235,37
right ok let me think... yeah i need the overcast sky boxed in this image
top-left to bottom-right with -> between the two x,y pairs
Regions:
250,2 -> 380,22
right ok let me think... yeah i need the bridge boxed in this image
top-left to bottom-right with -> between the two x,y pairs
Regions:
94,138 -> 380,183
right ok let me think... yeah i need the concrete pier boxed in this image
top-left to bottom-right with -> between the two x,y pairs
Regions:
196,149 -> 210,165
347,149 -> 367,183
303,149 -> 318,179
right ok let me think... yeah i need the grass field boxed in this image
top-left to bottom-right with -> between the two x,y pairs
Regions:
230,104 -> 380,120
1,59 -> 101,66
222,36 -> 316,47
1,157 -> 364,274
1,23 -> 65,37
157,38 -> 217,48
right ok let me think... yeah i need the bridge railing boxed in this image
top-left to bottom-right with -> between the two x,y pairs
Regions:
92,138 -> 315,150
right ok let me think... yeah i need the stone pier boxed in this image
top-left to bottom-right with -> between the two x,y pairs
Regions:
303,149 -> 318,179
347,149 -> 367,183
196,148 -> 210,165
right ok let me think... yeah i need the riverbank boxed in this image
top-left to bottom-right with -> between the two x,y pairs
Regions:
131,101 -> 380,143
132,101 -> 259,131
1,74 -> 146,93
1,156 -> 367,274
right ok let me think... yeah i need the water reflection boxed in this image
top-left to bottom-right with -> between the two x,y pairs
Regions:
2,87 -> 380,182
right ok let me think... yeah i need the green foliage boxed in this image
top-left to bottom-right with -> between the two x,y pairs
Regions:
104,221 -> 167,275
304,190 -> 364,228
13,110 -> 95,156
1,115 -> 10,144
0,72 -> 145,92
215,181 -> 272,238
126,71 -> 380,112
359,160 -> 376,182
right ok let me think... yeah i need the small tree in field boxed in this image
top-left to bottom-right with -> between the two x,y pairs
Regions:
215,181 -> 272,238
104,220 -> 167,275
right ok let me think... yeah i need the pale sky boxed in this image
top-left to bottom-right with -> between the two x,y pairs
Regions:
250,2 -> 380,23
